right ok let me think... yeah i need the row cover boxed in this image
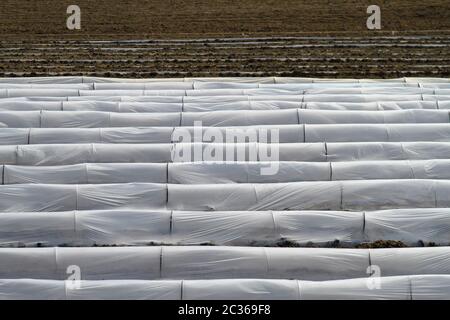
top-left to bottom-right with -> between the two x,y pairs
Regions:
3,101 -> 450,113
2,93 -> 450,105
2,82 -> 448,91
107,82 -> 450,89
5,94 -> 450,103
166,160 -> 450,183
0,89 -> 450,102
1,275 -> 450,300
181,109 -> 450,126
0,208 -> 448,247
2,88 -> 450,101
1,124 -> 449,145
93,83 -> 450,90
71,94 -> 450,102
1,160 -> 450,184
1,82 -> 449,90
1,76 -> 449,84
1,109 -> 449,128
0,180 -> 449,212
304,101 -> 450,111
3,142 -> 450,165
167,180 -> 450,211
3,87 -> 450,96
0,246 -> 450,280
0,111 -> 180,128
304,124 -> 450,142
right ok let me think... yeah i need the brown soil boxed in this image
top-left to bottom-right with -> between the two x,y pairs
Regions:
0,0 -> 449,78
1,0 -> 449,39
356,240 -> 408,248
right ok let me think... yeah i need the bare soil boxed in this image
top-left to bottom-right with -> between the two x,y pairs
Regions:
0,0 -> 449,78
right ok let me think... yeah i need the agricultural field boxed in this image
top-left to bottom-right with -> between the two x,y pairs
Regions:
0,0 -> 449,78
1,1 -> 450,302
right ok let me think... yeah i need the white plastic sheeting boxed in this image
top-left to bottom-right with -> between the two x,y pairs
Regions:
0,99 -> 450,114
305,124 -> 450,142
168,182 -> 338,211
0,111 -> 181,128
63,101 -> 183,113
302,88 -> 438,95
264,247 -> 369,280
171,211 -> 276,245
304,101 -> 446,110
326,142 -> 450,161
42,111 -> 181,128
79,90 -> 450,98
4,128 -> 287,145
1,76 -> 450,300
11,144 -> 173,165
166,142 -> 322,162
2,93 -> 450,104
0,84 -> 92,89
331,160 -> 450,180
0,177 -> 433,212
5,94 -> 449,106
171,125 -> 304,143
167,162 -> 331,184
0,210 -> 359,247
370,247 -> 450,277
298,276 -> 412,300
1,89 -> 80,98
1,276 -> 449,300
2,86 -> 450,98
302,94 -> 421,102
165,160 -> 450,183
0,76 -> 448,84
181,109 -> 299,126
184,100 -> 301,112
0,279 -> 67,300
1,209 -> 448,248
365,208 -> 450,245
0,245 -> 377,280
424,95 -> 450,101
180,109 -> 450,125
341,180 -> 436,210
167,180 -> 450,211
0,111 -> 41,128
0,183 -> 167,212
30,128 -> 174,144
65,280 -> 182,300
0,126 -> 304,144
2,125 -> 449,145
0,246 -> 449,282
2,163 -> 167,184
0,143 -> 325,164
183,279 -> 300,300
273,211 -> 364,245
0,210 -> 171,247
0,129 -> 29,145
297,109 -> 449,123
173,124 -> 450,143
410,275 -> 450,300
0,146 -> 17,164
